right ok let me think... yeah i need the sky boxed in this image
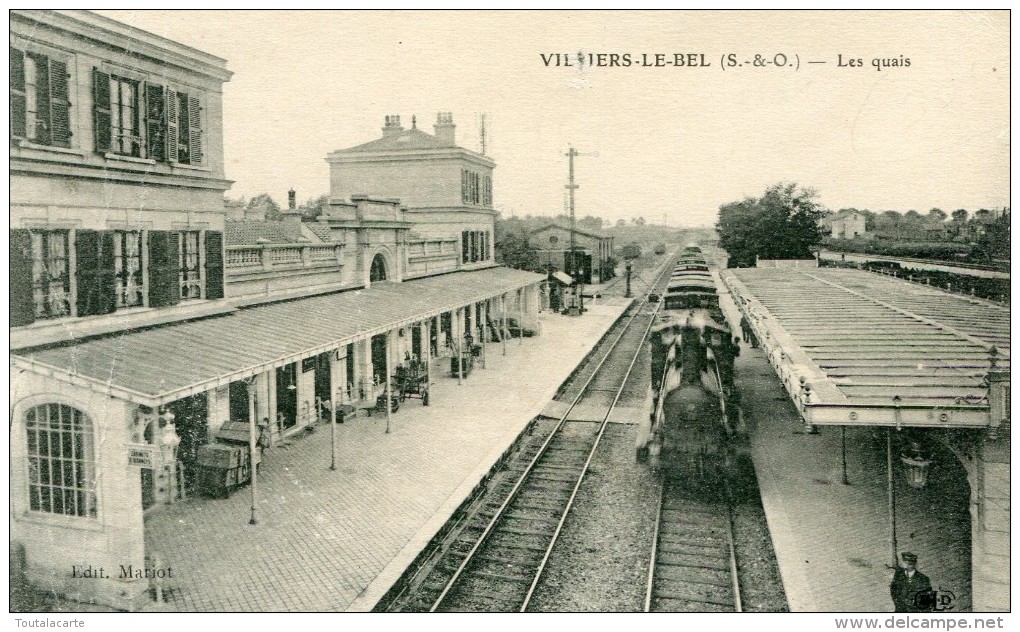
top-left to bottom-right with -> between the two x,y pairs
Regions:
97,10 -> 1010,228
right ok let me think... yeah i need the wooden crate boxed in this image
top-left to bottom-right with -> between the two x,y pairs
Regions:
197,443 -> 244,469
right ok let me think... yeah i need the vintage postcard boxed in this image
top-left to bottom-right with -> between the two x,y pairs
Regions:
8,9 -> 1010,629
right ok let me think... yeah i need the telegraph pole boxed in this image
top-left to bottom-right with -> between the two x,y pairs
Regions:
564,146 -> 596,314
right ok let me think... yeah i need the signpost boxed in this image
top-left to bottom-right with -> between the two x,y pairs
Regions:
126,444 -> 159,468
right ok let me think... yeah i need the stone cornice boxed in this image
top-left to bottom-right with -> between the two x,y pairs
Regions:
326,147 -> 496,169
11,157 -> 233,191
11,10 -> 233,83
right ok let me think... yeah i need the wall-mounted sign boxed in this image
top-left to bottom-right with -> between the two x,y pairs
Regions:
126,444 -> 159,468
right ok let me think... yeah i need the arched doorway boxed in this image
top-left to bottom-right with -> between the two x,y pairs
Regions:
370,253 -> 388,282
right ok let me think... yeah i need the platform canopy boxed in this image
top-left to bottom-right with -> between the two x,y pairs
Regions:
13,267 -> 543,407
550,271 -> 574,285
726,268 -> 1009,430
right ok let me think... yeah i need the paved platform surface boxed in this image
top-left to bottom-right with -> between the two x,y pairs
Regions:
715,271 -> 973,613
140,302 -> 628,612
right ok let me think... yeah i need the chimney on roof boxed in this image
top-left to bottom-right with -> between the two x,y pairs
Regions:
280,210 -> 303,234
382,114 -> 403,137
434,112 -> 455,146
224,199 -> 245,221
288,189 -> 296,210
244,205 -> 265,221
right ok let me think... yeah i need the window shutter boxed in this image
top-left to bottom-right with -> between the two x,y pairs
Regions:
10,229 -> 35,326
92,68 -> 111,153
204,230 -> 224,300
48,59 -> 71,147
148,230 -> 181,308
188,95 -> 203,164
75,230 -> 117,316
29,54 -> 52,145
145,83 -> 166,161
11,47 -> 26,139
165,88 -> 178,163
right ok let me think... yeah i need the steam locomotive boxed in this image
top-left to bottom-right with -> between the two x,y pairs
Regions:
639,246 -> 745,479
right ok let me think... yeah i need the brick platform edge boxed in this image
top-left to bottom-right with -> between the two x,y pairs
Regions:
346,300 -> 635,611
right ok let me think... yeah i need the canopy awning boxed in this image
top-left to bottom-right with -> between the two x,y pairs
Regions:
14,267 -> 543,407
726,267 -> 1009,429
550,271 -> 574,285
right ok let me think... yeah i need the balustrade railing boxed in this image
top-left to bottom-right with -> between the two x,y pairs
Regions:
226,244 -> 344,271
226,248 -> 262,267
270,247 -> 303,264
309,246 -> 338,262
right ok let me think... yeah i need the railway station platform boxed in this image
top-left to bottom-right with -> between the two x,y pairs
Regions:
713,268 -> 1008,612
134,301 -> 629,612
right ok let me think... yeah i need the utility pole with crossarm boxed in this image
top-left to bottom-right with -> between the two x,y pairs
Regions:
564,145 -> 597,314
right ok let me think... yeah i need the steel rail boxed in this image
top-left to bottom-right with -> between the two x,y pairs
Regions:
643,481 -> 666,612
642,346 -> 676,612
644,258 -> 744,613
428,251 -> 676,612
519,273 -> 668,611
644,479 -> 744,613
723,478 -> 743,613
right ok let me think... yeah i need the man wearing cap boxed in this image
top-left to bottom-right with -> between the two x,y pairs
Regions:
890,552 -> 933,612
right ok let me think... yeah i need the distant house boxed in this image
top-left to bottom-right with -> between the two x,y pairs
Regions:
530,221 -> 615,283
822,211 -> 867,239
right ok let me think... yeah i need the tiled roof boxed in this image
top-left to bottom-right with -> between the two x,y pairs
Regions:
728,267 -> 1008,423
342,128 -> 452,153
225,220 -> 306,245
530,221 -> 610,240
305,222 -> 337,242
16,267 -> 544,406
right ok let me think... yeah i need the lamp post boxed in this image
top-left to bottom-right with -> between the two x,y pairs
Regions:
456,307 -> 464,384
840,426 -> 849,485
246,375 -> 259,526
518,289 -> 524,346
886,427 -> 897,567
502,293 -> 507,356
385,332 -> 392,434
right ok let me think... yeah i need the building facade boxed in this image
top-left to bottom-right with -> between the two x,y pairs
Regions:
530,222 -> 615,284
10,9 -> 234,610
10,13 -> 543,611
822,211 -> 868,239
326,113 -> 495,271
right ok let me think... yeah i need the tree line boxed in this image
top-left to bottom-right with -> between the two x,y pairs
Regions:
714,182 -> 1010,267
715,183 -> 826,268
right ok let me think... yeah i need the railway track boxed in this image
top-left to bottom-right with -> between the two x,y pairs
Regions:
599,251 -> 672,297
379,252 -> 676,612
644,477 -> 742,612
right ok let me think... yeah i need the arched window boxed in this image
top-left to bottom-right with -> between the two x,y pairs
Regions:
25,403 -> 97,517
370,253 -> 388,282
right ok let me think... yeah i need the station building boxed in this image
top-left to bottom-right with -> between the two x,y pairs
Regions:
10,10 -> 541,610
530,221 -> 615,283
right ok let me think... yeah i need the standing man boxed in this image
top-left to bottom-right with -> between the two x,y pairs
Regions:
257,417 -> 272,454
890,552 -> 933,612
740,314 -> 758,348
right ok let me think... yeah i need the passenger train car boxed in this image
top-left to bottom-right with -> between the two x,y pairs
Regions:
639,246 -> 744,480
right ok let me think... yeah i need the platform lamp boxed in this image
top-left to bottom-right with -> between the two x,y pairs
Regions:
900,440 -> 933,490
